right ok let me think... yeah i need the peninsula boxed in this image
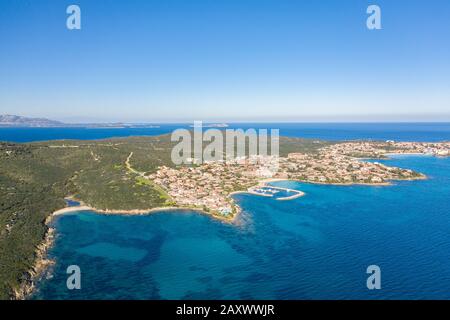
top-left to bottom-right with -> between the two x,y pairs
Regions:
0,134 -> 449,299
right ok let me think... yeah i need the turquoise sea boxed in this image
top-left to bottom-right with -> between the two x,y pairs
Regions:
33,155 -> 450,299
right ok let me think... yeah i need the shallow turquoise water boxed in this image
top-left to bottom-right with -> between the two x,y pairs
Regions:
34,155 -> 450,299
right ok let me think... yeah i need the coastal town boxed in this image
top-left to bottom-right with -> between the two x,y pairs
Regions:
147,141 -> 449,218
324,141 -> 450,158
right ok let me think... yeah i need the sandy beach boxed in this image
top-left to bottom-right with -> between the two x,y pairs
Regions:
52,196 -> 239,224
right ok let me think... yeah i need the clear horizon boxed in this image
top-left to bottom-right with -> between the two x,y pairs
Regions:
3,113 -> 450,124
1,0 -> 449,122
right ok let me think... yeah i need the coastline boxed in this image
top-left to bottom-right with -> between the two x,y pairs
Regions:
259,176 -> 426,188
384,152 -> 431,156
12,219 -> 56,300
3,124 -> 448,300
223,173 -> 427,202
53,201 -> 240,224
15,165 -> 428,299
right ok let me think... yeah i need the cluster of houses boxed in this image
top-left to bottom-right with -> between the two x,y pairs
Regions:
387,141 -> 450,157
280,152 -> 420,184
146,141 -> 449,216
148,160 -> 266,216
323,141 -> 450,158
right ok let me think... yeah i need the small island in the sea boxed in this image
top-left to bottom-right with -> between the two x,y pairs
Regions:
1,132 -> 449,299
0,114 -> 160,129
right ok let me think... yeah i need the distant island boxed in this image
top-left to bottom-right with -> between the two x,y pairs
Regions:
0,115 -> 64,127
0,114 -> 160,129
189,123 -> 229,128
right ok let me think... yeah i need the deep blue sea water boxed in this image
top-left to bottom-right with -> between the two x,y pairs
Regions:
33,155 -> 450,299
1,123 -> 450,143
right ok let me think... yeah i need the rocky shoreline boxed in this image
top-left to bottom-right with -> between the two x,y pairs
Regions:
12,148 -> 436,300
12,218 -> 56,300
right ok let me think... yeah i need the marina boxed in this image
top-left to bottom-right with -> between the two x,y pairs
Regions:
247,185 -> 305,201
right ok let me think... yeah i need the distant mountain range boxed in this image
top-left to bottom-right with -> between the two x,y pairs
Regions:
0,115 -> 160,128
0,115 -> 65,127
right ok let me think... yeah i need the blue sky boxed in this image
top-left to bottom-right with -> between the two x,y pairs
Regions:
1,0 -> 449,122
